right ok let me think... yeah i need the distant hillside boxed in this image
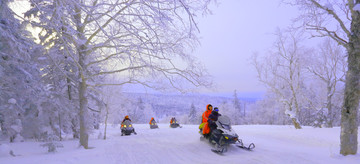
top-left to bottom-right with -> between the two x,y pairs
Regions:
122,92 -> 258,119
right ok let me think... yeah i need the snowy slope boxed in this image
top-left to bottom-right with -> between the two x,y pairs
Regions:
1,124 -> 359,164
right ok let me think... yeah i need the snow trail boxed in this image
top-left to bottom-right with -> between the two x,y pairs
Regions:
1,124 -> 359,164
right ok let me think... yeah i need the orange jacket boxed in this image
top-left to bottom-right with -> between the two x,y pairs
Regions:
202,104 -> 212,123
149,117 -> 154,124
203,122 -> 210,134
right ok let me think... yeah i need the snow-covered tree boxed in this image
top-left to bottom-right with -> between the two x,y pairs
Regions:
24,0 -> 213,148
305,38 -> 346,128
249,93 -> 289,125
232,90 -> 242,124
132,97 -> 145,123
286,0 -> 360,155
188,103 -> 198,124
0,0 -> 48,142
253,29 -> 306,129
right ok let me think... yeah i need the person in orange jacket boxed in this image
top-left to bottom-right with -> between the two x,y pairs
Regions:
202,104 -> 213,123
122,115 -> 131,124
199,104 -> 212,137
121,115 -> 131,128
170,117 -> 176,124
149,117 -> 155,124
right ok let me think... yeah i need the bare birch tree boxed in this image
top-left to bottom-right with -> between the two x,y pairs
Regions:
285,0 -> 360,155
253,29 -> 305,129
306,38 -> 346,128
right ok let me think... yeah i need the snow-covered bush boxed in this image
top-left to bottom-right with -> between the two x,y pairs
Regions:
40,142 -> 64,153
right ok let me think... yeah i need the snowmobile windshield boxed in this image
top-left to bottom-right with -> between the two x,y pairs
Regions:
151,120 -> 157,125
122,120 -> 132,127
218,115 -> 231,130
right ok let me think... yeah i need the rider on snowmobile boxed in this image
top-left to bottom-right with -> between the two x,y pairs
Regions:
202,106 -> 221,138
121,115 -> 137,134
199,104 -> 213,133
208,107 -> 221,133
149,117 -> 156,124
170,117 -> 179,124
122,115 -> 131,124
202,104 -> 213,123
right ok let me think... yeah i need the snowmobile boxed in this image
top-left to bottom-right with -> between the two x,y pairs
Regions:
150,120 -> 159,129
121,120 -> 137,136
201,115 -> 255,154
170,118 -> 182,128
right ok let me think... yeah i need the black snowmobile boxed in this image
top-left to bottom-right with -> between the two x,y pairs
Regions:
201,115 -> 255,154
121,120 -> 137,136
170,118 -> 182,128
150,120 -> 159,129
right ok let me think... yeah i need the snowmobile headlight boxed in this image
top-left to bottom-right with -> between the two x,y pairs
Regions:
124,125 -> 127,128
129,125 -> 132,127
225,136 -> 229,140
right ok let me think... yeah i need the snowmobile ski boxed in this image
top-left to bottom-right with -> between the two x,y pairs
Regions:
211,148 -> 225,154
236,139 -> 255,151
210,143 -> 227,154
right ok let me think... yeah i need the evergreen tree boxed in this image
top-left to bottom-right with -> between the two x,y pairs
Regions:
188,103 -> 197,124
232,90 -> 242,124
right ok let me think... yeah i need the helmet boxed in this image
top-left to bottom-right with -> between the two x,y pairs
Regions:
214,107 -> 219,112
125,115 -> 129,119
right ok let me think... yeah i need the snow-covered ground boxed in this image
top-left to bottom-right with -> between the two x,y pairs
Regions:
1,124 -> 359,164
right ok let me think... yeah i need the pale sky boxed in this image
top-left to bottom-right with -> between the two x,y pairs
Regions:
193,0 -> 300,98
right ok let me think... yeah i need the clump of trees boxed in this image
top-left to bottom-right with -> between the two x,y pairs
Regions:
253,0 -> 360,155
1,0 -> 213,149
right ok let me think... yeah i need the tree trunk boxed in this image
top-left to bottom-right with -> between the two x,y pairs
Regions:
340,53 -> 360,155
58,113 -> 62,141
340,5 -> 360,155
104,104 -> 109,140
292,97 -> 302,129
78,70 -> 88,149
67,77 -> 72,100
287,105 -> 302,129
326,85 -> 334,128
73,1 -> 90,149
78,43 -> 89,148
291,118 -> 302,129
71,118 -> 79,139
